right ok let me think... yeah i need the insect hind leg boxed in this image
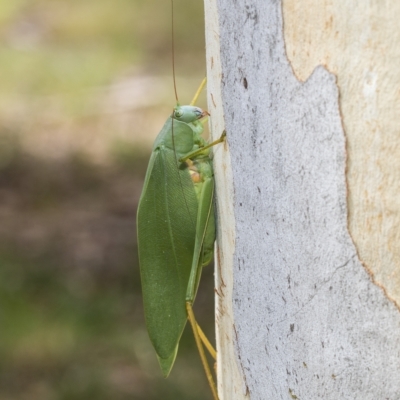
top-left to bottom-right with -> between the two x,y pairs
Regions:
190,77 -> 207,106
186,302 -> 219,400
196,322 -> 217,360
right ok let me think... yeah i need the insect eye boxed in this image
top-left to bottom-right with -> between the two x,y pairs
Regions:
174,109 -> 183,118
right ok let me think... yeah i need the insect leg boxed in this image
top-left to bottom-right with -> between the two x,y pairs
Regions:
186,302 -> 219,400
196,322 -> 217,360
190,77 -> 207,106
180,131 -> 226,163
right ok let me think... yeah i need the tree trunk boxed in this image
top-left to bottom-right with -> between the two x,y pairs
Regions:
204,1 -> 400,399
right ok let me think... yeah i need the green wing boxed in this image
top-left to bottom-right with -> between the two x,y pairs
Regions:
137,145 -> 198,375
137,116 -> 216,377
157,346 -> 178,377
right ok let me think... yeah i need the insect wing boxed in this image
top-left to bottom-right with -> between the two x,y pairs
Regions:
137,126 -> 198,374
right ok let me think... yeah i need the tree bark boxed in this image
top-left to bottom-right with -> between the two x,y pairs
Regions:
204,1 -> 400,399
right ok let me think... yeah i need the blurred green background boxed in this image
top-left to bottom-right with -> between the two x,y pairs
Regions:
0,1 -> 216,399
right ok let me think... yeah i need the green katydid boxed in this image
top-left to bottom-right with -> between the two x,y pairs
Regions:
137,73 -> 225,399
137,3 -> 225,398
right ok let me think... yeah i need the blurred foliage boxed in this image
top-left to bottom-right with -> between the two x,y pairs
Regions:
0,0 -> 205,94
0,0 -> 208,161
0,1 -> 216,399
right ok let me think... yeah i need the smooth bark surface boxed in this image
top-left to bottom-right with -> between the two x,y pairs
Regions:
205,1 -> 400,399
283,2 -> 400,305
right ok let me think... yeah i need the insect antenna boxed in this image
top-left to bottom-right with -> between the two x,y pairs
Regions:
169,1 -> 206,258
171,0 -> 178,104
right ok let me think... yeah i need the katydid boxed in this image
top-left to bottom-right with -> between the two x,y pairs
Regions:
137,3 -> 224,398
137,76 -> 225,400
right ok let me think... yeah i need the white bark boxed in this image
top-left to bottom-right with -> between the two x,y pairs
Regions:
204,1 -> 400,399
